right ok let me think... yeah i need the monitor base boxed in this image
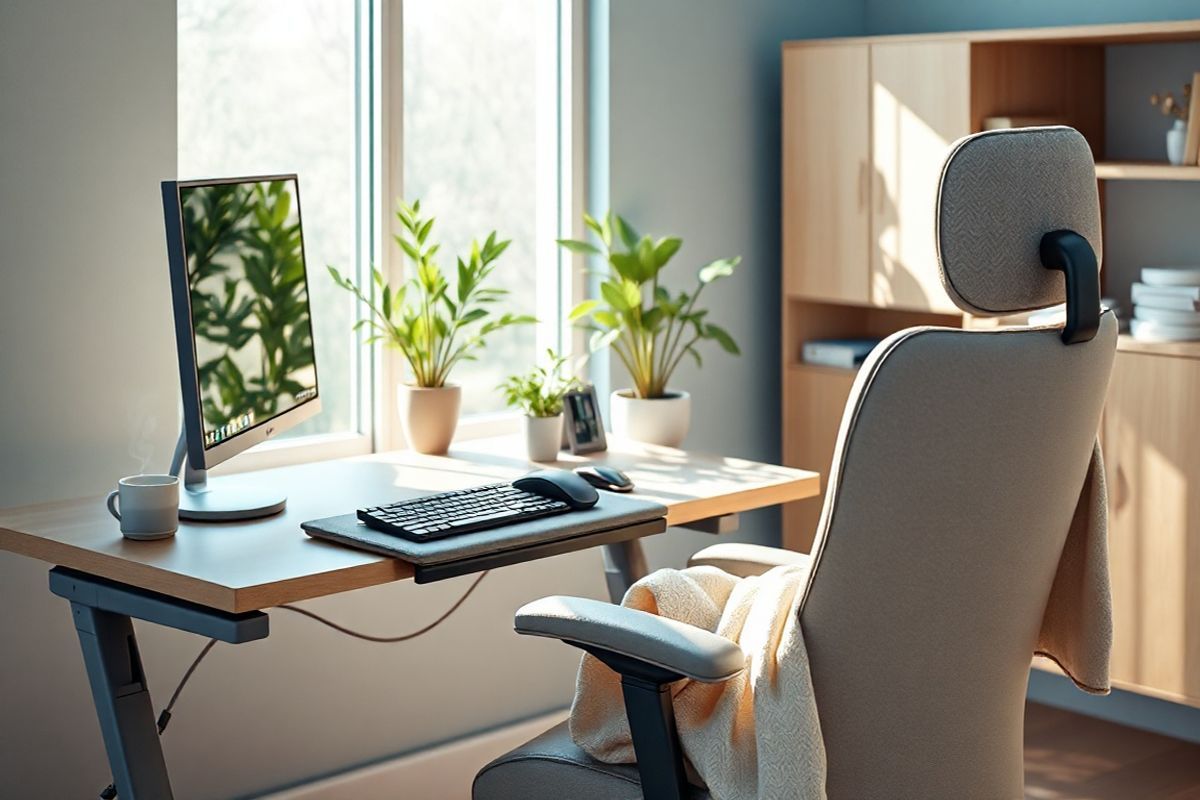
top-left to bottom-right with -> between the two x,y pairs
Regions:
179,479 -> 287,522
170,427 -> 287,522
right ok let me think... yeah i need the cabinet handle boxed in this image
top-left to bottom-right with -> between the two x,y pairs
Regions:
876,172 -> 885,214
1111,462 -> 1129,512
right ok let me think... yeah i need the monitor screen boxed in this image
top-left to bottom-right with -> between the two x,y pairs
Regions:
177,177 -> 318,451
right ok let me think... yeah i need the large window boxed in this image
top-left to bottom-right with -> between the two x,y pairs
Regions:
178,0 -> 366,441
178,0 -> 577,451
402,0 -> 566,415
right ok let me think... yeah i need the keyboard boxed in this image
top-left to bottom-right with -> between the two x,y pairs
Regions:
357,483 -> 572,543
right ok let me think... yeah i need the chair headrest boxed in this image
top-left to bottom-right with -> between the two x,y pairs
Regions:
935,126 -> 1101,317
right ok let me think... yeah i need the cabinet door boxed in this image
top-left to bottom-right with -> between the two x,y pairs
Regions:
870,41 -> 969,314
782,44 -> 870,304
1104,351 -> 1200,707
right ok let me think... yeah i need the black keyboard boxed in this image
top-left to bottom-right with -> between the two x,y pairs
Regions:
357,483 -> 572,543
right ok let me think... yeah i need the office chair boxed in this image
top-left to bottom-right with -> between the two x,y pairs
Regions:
473,126 -> 1116,799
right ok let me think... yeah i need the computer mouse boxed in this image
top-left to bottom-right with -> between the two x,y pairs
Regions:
513,469 -> 599,510
574,465 -> 634,493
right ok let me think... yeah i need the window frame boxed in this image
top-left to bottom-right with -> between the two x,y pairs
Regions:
217,0 -> 588,474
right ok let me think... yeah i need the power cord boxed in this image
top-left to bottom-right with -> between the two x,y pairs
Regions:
97,570 -> 490,799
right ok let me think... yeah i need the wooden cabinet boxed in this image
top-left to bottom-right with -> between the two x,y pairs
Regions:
782,364 -> 858,553
1103,350 -> 1200,707
782,44 -> 870,304
869,41 -> 970,314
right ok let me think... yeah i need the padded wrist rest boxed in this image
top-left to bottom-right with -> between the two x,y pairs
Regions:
302,492 -> 668,583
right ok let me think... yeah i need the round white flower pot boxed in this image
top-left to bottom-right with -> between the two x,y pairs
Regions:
397,383 -> 461,454
1167,119 -> 1187,165
523,414 -> 563,462
609,389 -> 691,448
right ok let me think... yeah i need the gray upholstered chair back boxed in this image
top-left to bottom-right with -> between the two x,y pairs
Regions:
797,127 -> 1116,798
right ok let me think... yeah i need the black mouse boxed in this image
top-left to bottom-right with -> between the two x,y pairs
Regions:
574,465 -> 634,493
513,469 -> 599,510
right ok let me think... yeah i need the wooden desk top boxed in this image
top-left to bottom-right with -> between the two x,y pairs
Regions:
0,436 -> 818,613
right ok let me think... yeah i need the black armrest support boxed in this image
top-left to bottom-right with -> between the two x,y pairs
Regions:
515,596 -> 745,800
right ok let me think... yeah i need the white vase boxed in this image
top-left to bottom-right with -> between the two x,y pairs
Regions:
397,384 -> 461,454
1167,119 -> 1187,165
609,390 -> 691,447
523,414 -> 563,462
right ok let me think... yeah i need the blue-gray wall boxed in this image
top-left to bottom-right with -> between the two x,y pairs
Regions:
865,0 -> 1200,34
865,0 -> 1200,743
592,0 -> 864,570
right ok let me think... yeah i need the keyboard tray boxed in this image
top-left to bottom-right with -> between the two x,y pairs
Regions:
302,491 -> 668,583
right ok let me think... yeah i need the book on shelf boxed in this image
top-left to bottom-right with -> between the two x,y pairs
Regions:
1130,318 -> 1200,342
802,339 -> 880,370
1133,305 -> 1200,326
1131,282 -> 1200,311
982,115 -> 1062,130
1141,266 -> 1200,286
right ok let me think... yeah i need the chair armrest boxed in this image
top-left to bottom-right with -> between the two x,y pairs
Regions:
688,542 -> 813,578
515,595 -> 745,683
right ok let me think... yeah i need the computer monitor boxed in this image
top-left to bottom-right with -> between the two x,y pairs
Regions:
162,174 -> 321,519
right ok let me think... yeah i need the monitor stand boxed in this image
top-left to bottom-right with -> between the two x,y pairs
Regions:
169,429 -> 286,522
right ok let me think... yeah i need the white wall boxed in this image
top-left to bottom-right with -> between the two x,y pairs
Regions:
0,1 -> 866,797
1,0 -> 175,793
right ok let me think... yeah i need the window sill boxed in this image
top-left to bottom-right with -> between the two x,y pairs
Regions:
211,412 -> 523,475
210,431 -> 372,476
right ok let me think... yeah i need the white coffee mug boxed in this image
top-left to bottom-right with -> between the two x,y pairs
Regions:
106,474 -> 180,540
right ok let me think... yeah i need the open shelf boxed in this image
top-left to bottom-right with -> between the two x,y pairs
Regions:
1117,334 -> 1200,359
1094,161 -> 1200,181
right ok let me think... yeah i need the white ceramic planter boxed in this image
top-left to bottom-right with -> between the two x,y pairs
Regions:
397,384 -> 461,454
609,390 -> 691,447
523,414 -> 563,462
1168,119 -> 1187,165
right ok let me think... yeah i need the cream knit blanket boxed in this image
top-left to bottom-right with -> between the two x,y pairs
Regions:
570,563 -> 826,800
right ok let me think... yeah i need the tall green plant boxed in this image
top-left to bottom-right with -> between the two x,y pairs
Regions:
559,212 -> 741,399
329,200 -> 534,387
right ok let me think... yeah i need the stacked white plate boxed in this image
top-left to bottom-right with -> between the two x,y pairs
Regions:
1131,267 -> 1200,342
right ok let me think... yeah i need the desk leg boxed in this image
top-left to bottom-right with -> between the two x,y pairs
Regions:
68,602 -> 174,800
50,567 -> 269,800
601,540 -> 648,603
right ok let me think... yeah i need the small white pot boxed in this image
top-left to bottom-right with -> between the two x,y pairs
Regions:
610,389 -> 691,448
398,384 -> 461,454
523,414 -> 563,462
1167,119 -> 1187,165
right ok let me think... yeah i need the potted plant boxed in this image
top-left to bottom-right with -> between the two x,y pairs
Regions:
499,350 -> 582,461
558,212 -> 740,447
329,200 -> 534,454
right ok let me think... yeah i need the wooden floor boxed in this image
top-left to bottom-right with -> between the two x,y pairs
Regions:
1024,702 -> 1200,799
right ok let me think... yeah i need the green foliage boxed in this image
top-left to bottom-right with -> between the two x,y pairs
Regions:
558,211 -> 741,399
329,200 -> 535,388
499,350 -> 582,417
183,180 -> 315,428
